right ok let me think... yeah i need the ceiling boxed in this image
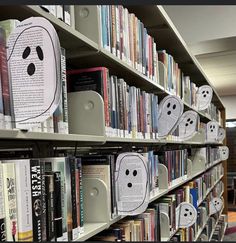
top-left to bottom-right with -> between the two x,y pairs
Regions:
163,6 -> 236,97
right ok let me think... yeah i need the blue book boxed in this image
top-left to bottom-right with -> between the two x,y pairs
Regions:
190,187 -> 198,209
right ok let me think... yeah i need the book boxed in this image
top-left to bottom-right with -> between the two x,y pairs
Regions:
63,6 -> 71,26
2,163 -> 17,241
0,163 -> 6,242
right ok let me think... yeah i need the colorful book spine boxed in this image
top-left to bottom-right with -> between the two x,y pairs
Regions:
2,163 -> 17,241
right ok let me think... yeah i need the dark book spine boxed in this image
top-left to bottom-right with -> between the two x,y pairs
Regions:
30,160 -> 42,242
69,158 -> 78,239
40,162 -> 47,241
54,172 -> 63,240
0,217 -> 6,242
77,158 -> 84,230
45,174 -> 54,241
75,162 -> 80,232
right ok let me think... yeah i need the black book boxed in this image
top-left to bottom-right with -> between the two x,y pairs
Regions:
30,159 -> 42,242
53,172 -> 63,240
45,173 -> 55,241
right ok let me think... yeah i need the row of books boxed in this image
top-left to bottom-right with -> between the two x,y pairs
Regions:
90,164 -> 224,242
210,214 -> 227,241
0,20 -> 69,133
0,157 -> 84,242
67,67 -> 159,139
40,5 -> 72,26
99,5 -> 159,83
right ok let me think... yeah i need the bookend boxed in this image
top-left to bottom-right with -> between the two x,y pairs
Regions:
160,212 -> 171,240
68,91 -> 105,136
188,154 -> 206,177
83,178 -> 110,223
158,163 -> 169,190
188,128 -> 206,143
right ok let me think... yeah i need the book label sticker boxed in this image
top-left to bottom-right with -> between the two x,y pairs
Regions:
206,121 -> 219,142
209,197 -> 223,215
196,85 -> 213,111
115,152 -> 149,215
177,110 -> 199,140
218,127 -> 226,142
176,202 -> 197,228
7,17 -> 61,130
219,146 -> 229,160
158,95 -> 183,138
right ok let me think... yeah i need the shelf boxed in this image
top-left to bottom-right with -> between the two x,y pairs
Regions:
209,211 -> 225,241
220,223 -> 227,241
76,222 -> 108,241
194,207 -> 224,241
197,174 -> 224,206
0,129 -> 105,146
150,159 -> 223,203
0,5 -> 99,56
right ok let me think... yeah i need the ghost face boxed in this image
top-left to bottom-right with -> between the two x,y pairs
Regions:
176,202 -> 197,228
178,111 -> 198,140
219,146 -> 229,160
197,85 -> 213,111
115,153 -> 148,214
158,95 -> 183,138
7,17 -> 61,127
218,128 -> 225,142
207,121 -> 219,142
210,197 -> 223,215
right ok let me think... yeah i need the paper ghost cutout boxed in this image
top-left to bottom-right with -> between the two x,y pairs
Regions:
206,121 -> 219,142
158,95 -> 183,138
219,146 -> 229,160
209,197 -> 223,215
176,202 -> 197,228
196,85 -> 213,111
177,110 -> 199,140
7,17 -> 61,129
217,128 -> 226,142
115,152 -> 149,215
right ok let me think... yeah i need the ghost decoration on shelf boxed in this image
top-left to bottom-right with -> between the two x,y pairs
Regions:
115,152 -> 149,215
177,110 -> 199,141
209,197 -> 223,215
217,128 -> 226,142
196,85 -> 213,111
176,202 -> 197,228
219,146 -> 229,160
7,16 -> 61,130
158,95 -> 183,138
206,121 -> 219,143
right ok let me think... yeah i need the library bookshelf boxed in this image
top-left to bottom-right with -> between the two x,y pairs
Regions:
0,4 -> 227,242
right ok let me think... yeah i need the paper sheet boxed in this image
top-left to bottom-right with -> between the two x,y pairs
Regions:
7,17 -> 61,129
115,152 -> 149,215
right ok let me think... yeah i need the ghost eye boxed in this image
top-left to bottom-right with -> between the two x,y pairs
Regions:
36,46 -> 44,61
22,46 -> 31,59
125,169 -> 129,175
167,102 -> 171,108
133,170 -> 137,176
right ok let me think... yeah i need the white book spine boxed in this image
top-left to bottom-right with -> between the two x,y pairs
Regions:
0,163 -> 6,241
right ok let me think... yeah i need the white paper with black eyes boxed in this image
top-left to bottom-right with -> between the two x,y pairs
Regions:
177,111 -> 199,140
115,152 -> 149,215
7,17 -> 61,129
209,197 -> 223,215
217,128 -> 226,142
158,95 -> 184,138
196,85 -> 213,111
176,202 -> 197,228
206,121 -> 219,142
219,146 -> 229,160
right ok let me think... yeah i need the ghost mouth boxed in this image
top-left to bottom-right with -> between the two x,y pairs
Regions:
27,63 -> 36,76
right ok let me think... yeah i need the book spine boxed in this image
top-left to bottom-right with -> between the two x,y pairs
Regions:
15,161 -> 33,241
60,47 -> 69,134
75,162 -> 80,234
54,172 -> 63,240
77,159 -> 84,232
2,163 -> 17,242
111,6 -> 116,56
0,164 -> 6,242
63,5 -> 71,26
0,28 -> 12,129
56,5 -> 64,20
115,5 -> 120,58
30,159 -> 42,241
69,158 -> 78,240
45,174 -> 54,241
